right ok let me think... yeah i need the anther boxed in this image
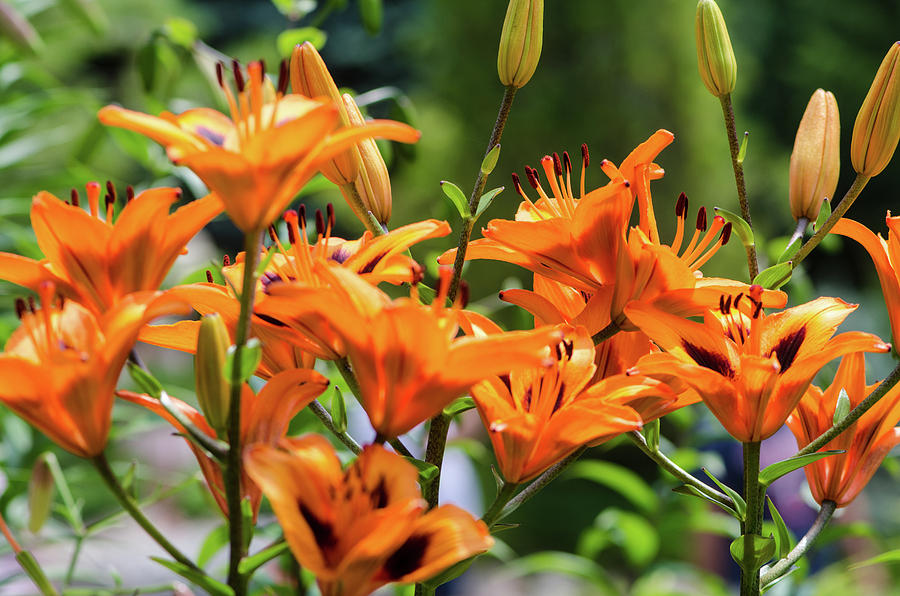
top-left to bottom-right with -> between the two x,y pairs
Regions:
105,181 -> 117,202
277,59 -> 289,95
215,62 -> 225,88
511,172 -> 524,195
581,143 -> 590,167
205,270 -> 214,283
719,295 -> 726,313
733,293 -> 743,310
258,59 -> 267,79
326,203 -> 335,232
14,298 -> 26,319
410,263 -> 424,286
266,226 -> 278,245
314,209 -> 325,237
27,296 -> 36,313
126,186 -> 135,202
696,206 -> 708,231
675,192 -> 688,217
105,192 -> 115,211
284,210 -> 298,244
564,339 -> 574,359
232,59 -> 245,92
525,166 -> 541,190
723,294 -> 732,313
720,222 -> 733,245
552,152 -> 563,177
562,151 -> 572,175
70,189 -> 80,207
223,255 -> 231,267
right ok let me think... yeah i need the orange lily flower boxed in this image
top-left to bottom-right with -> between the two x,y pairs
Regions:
139,209 -> 450,372
787,352 -> 900,507
0,183 -> 221,314
469,325 -> 688,483
626,288 -> 891,442
831,214 -> 900,347
119,368 -> 328,518
245,437 -> 492,596
99,60 -> 419,233
0,284 -> 187,457
261,265 -> 561,439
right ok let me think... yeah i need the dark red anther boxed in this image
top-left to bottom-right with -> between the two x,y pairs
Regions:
326,203 -> 335,231
70,189 -> 80,207
525,166 -> 540,189
675,192 -> 688,217
14,298 -> 25,319
581,143 -> 590,167
733,293 -> 743,310
232,59 -> 245,92
458,280 -> 470,309
696,206 -> 708,231
215,62 -> 225,88
27,296 -> 36,313
720,222 -> 733,245
562,151 -> 572,175
258,59 -> 266,80
125,186 -> 135,202
223,254 -> 231,266
277,59 -> 289,95
205,270 -> 214,283
106,181 -> 117,202
723,294 -> 732,314
753,301 -> 763,319
511,172 -> 523,194
410,263 -> 424,286
266,226 -> 278,245
315,209 -> 325,237
719,294 -> 726,313
552,152 -> 563,177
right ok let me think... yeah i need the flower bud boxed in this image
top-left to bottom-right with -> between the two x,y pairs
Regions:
695,0 -> 736,97
789,89 -> 840,221
851,42 -> 900,177
27,454 -> 54,533
497,0 -> 543,88
289,42 -> 358,184
344,94 -> 392,224
195,313 -> 232,436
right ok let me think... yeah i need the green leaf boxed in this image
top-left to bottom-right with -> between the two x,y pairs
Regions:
480,144 -> 501,175
416,282 -> 436,305
224,339 -> 262,383
777,237 -> 802,264
443,396 -> 475,418
759,450 -> 844,487
849,548 -> 900,570
127,361 -> 164,399
587,508 -> 660,567
729,534 -> 776,572
672,484 -> 742,521
403,457 -> 440,491
358,0 -> 383,35
58,0 -> 108,34
752,261 -> 793,290
567,461 -> 658,514
833,388 -> 851,425
702,468 -> 747,521
737,131 -> 749,165
767,497 -> 791,559
163,17 -> 198,48
440,181 -> 470,219
714,207 -> 754,248
197,524 -> 229,568
270,0 -> 317,20
423,556 -> 477,589
331,386 -> 347,433
238,541 -> 290,575
643,419 -> 660,451
276,27 -> 327,58
475,187 -> 504,220
15,551 -> 57,595
814,197 -> 832,232
151,558 -> 234,596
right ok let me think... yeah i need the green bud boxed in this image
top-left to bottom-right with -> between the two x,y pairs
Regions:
195,313 -> 232,436
497,0 -> 543,88
695,0 -> 737,97
851,42 -> 900,177
27,455 -> 54,533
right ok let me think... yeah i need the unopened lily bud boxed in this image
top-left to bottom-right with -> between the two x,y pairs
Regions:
790,89 -> 840,221
344,94 -> 392,224
851,42 -> 900,177
27,454 -> 54,533
289,42 -> 358,184
195,313 -> 231,436
695,0 -> 736,97
497,0 -> 543,88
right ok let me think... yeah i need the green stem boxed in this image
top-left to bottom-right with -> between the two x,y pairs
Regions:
498,447 -> 587,522
339,182 -> 385,237
591,320 -> 620,345
740,441 -> 763,596
224,231 -> 263,595
796,361 -> 900,458
61,585 -> 179,596
627,431 -> 735,509
760,500 -> 836,588
63,536 -> 83,587
719,93 -> 759,280
308,400 -> 361,454
789,173 -> 870,268
92,453 -> 198,572
422,414 -> 451,508
447,85 -> 518,303
481,482 -> 520,528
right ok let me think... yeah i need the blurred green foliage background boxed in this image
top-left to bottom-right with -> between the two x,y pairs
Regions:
1,0 -> 900,594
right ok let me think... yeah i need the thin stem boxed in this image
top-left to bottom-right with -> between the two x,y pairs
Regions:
796,361 -> 900,457
339,183 -> 385,237
61,585 -> 177,596
224,231 -> 263,595
790,173 -> 871,268
422,414 -> 451,508
788,217 -> 809,247
498,447 -> 587,522
63,536 -> 84,587
740,441 -> 763,596
92,453 -> 198,572
447,85 -> 518,303
719,93 -> 759,280
591,321 -> 620,345
308,400 -> 361,454
481,482 -> 520,528
629,431 -> 735,509
760,500 -> 837,587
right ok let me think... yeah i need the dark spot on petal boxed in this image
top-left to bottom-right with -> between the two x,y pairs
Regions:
552,382 -> 566,414
522,386 -> 533,411
382,534 -> 430,580
298,502 -> 336,549
370,477 -> 389,509
196,126 -> 225,146
770,327 -> 806,373
498,374 -> 512,394
359,253 -> 387,274
330,247 -> 351,264
254,312 -> 288,327
682,341 -> 734,378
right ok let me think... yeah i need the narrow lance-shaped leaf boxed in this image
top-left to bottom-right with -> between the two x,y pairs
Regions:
703,468 -> 747,521
814,197 -> 832,232
778,238 -> 802,264
767,497 -> 792,559
737,131 -> 750,165
331,386 -> 347,433
475,187 -> 505,220
714,207 -> 754,248
759,450 -> 844,487
224,338 -> 262,384
440,180 -> 470,219
833,388 -> 851,425
753,261 -> 793,290
481,144 -> 501,175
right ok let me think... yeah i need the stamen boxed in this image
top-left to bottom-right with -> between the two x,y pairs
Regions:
70,189 -> 80,207
552,152 -> 562,177
541,156 -> 572,217
267,226 -> 279,244
562,150 -> 575,201
27,296 -> 36,313
215,62 -> 225,88
232,59 -> 245,92
105,190 -> 115,222
684,214 -> 725,267
205,270 -> 214,283
86,181 -> 101,218
671,192 -> 687,252
223,255 -> 231,267
283,209 -> 313,282
675,192 -> 688,217
696,206 -> 708,232
580,143 -> 589,198
721,222 -> 732,245
217,62 -> 243,147
14,298 -> 25,319
315,209 -> 325,239
277,59 -> 289,96
126,185 -> 135,202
